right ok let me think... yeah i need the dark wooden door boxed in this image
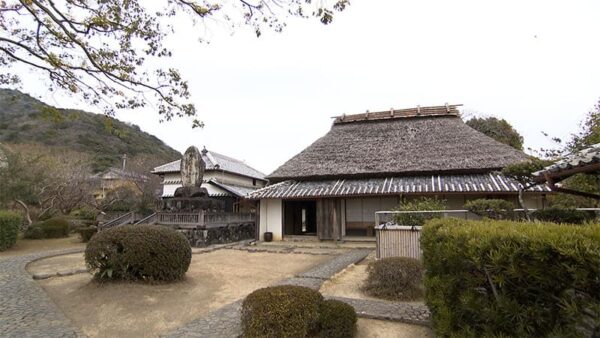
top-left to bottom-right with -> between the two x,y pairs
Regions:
317,199 -> 342,240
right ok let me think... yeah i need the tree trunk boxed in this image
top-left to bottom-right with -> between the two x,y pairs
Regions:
518,188 -> 531,221
14,200 -> 33,228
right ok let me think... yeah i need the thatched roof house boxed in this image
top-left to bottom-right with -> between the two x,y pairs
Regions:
250,105 -> 549,241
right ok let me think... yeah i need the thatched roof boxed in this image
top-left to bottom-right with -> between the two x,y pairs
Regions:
268,105 -> 530,182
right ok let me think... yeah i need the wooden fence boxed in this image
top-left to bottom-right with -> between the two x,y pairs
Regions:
373,208 -> 600,260
375,225 -> 422,259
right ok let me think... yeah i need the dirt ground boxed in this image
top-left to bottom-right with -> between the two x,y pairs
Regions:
320,256 -> 424,304
27,252 -> 86,274
0,235 -> 84,258
35,249 -> 328,338
357,318 -> 434,337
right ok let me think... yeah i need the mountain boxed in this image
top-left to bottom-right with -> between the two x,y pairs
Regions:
0,88 -> 181,172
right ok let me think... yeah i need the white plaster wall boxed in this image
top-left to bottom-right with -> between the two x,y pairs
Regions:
345,196 -> 401,222
159,171 -> 265,197
204,171 -> 265,188
259,199 -> 283,241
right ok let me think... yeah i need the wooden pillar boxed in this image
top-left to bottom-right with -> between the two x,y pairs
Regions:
317,199 -> 342,241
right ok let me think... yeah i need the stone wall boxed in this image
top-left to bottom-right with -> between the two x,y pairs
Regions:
178,222 -> 255,247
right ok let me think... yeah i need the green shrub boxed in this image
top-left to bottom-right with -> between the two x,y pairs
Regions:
421,218 -> 600,338
241,285 -> 323,338
24,217 -> 70,239
393,197 -> 446,226
531,207 -> 593,224
0,211 -> 21,251
318,299 -> 357,338
24,224 -> 45,239
71,208 -> 97,220
465,198 -> 515,220
85,224 -> 191,282
77,227 -> 97,243
41,217 -> 70,238
363,257 -> 424,301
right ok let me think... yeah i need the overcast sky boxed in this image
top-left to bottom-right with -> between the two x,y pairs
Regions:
13,0 -> 600,175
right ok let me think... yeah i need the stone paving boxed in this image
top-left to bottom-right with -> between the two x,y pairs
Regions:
296,249 -> 372,280
0,248 -> 84,338
163,300 -> 244,338
329,296 -> 430,326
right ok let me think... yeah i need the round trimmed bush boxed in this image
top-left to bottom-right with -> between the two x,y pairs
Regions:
24,224 -> 45,239
85,224 -> 191,282
24,217 -> 70,239
318,299 -> 357,338
41,217 -> 70,238
363,257 -> 424,301
241,285 -> 323,338
0,211 -> 21,251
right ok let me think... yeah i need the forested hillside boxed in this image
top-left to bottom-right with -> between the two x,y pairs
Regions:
0,88 -> 180,172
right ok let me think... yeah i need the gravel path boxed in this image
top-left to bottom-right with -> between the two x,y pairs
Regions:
0,248 -> 84,338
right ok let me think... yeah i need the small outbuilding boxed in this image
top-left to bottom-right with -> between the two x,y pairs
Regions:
249,105 -> 549,241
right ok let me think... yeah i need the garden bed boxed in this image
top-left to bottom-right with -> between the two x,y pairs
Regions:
320,253 -> 424,304
32,249 -> 328,338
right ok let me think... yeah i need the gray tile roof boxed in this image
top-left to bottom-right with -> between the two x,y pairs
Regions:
151,149 -> 266,180
207,180 -> 260,198
248,172 -> 549,199
533,143 -> 600,179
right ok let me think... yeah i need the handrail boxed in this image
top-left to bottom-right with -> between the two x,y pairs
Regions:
100,211 -> 134,231
134,213 -> 157,225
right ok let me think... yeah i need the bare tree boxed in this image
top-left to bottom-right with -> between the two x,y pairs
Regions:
1,0 -> 348,126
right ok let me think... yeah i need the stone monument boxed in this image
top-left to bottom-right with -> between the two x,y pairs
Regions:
163,146 -> 223,212
174,146 -> 208,198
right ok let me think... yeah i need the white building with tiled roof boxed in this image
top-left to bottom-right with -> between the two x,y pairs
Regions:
152,147 -> 267,212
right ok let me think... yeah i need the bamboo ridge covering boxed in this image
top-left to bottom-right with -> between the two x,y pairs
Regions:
333,104 -> 461,125
268,105 -> 530,181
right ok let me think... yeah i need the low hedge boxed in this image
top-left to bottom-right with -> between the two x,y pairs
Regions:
393,197 -> 446,226
531,207 -> 593,224
24,217 -> 70,239
85,225 -> 191,282
0,211 -> 21,251
77,227 -> 97,243
241,285 -> 324,338
363,256 -> 424,301
465,198 -> 515,220
318,299 -> 357,338
421,218 -> 600,337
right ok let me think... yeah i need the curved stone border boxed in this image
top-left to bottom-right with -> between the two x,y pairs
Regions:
0,248 -> 85,338
328,296 -> 430,326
